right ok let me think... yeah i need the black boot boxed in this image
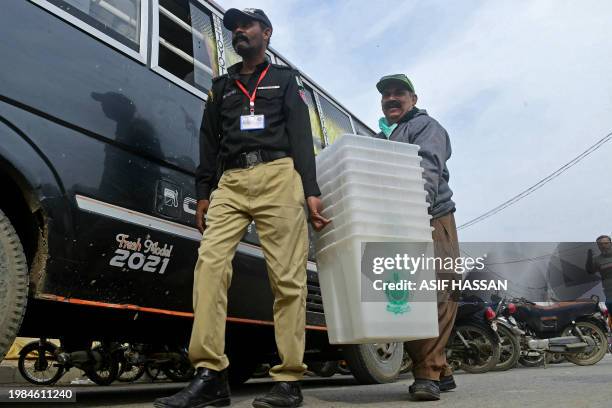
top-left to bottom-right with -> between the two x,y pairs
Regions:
439,375 -> 456,392
153,368 -> 230,408
408,378 -> 440,401
252,381 -> 303,408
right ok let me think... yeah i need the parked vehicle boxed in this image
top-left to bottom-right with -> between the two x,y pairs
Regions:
18,338 -> 120,386
336,360 -> 352,375
446,296 -> 501,374
490,296 -> 523,371
308,361 -> 340,378
545,353 -> 566,364
512,297 -> 609,367
400,345 -> 414,375
0,0 -> 400,385
122,344 -> 195,383
18,339 -> 212,386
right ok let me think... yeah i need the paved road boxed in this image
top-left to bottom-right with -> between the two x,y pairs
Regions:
3,355 -> 612,408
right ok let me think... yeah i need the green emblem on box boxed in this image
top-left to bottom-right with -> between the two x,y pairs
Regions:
385,271 -> 410,315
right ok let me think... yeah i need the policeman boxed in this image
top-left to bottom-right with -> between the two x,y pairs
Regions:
154,8 -> 330,408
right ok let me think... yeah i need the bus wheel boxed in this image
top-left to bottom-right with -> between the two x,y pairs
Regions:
0,209 -> 28,362
343,342 -> 402,384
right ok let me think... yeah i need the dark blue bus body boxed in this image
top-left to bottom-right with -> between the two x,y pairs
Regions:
0,0 -> 378,369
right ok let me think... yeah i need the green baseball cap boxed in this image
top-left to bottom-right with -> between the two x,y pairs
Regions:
376,74 -> 415,93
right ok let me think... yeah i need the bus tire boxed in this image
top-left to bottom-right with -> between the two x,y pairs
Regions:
343,343 -> 402,384
0,209 -> 28,362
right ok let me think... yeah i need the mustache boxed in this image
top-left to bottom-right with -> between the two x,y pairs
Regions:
383,100 -> 402,110
232,34 -> 249,46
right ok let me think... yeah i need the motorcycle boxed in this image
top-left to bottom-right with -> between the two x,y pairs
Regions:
122,344 -> 194,382
308,361 -> 339,377
446,295 -> 501,373
18,338 -> 120,386
490,296 -> 523,371
17,339 -> 195,386
512,297 -> 609,367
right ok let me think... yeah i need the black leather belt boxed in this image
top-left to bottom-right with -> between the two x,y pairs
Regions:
224,150 -> 289,170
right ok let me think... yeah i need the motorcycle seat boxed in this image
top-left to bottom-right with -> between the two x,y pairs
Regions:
531,300 -> 588,309
524,301 -> 595,318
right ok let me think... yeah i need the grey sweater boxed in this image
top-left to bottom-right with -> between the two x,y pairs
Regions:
587,251 -> 612,299
375,108 -> 456,219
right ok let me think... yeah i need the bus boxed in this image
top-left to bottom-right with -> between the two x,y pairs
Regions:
0,0 -> 402,384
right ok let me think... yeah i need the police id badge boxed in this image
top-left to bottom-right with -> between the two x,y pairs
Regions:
240,114 -> 265,131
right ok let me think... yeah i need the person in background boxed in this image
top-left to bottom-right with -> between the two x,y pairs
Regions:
586,234 -> 612,329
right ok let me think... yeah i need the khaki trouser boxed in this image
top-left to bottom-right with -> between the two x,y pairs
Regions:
188,157 -> 309,382
404,212 -> 460,381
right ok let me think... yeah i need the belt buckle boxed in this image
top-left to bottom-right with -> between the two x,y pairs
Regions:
245,151 -> 259,168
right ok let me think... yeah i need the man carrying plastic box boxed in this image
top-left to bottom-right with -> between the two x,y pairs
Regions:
375,74 -> 459,401
154,8 -> 330,408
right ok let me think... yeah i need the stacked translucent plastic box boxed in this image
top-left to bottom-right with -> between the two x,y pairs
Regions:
315,134 -> 439,344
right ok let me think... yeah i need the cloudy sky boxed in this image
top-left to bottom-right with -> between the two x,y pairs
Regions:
218,0 -> 612,242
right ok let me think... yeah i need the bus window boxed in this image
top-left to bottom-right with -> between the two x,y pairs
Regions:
221,26 -> 242,68
353,118 -> 375,137
318,95 -> 354,145
41,0 -> 142,51
156,0 -> 218,94
300,84 -> 324,154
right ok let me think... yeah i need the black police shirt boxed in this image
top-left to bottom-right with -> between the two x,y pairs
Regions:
196,60 -> 321,201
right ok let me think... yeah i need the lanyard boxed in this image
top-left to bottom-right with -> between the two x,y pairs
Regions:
235,64 -> 271,115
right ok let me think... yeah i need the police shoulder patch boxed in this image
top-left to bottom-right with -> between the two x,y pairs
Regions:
298,88 -> 307,104
294,74 -> 308,104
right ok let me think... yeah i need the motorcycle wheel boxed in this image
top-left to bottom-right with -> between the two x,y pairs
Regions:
452,324 -> 500,374
562,321 -> 608,366
17,341 -> 64,385
493,325 -> 521,371
309,361 -> 338,377
518,354 -> 544,367
545,353 -> 566,364
163,364 -> 195,382
117,362 -> 145,382
336,360 -> 352,375
145,363 -> 167,381
86,345 -> 119,386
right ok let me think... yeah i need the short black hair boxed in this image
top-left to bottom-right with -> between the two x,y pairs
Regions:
596,235 -> 611,242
